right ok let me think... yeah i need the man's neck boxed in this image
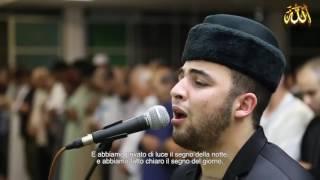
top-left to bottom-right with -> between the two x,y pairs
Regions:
201,119 -> 255,179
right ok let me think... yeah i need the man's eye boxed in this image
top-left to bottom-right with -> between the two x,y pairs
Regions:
194,80 -> 207,87
308,91 -> 316,97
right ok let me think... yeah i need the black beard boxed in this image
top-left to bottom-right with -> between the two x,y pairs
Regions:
172,96 -> 233,151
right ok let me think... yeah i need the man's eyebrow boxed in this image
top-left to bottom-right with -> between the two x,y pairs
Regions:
189,68 -> 212,80
176,67 -> 213,81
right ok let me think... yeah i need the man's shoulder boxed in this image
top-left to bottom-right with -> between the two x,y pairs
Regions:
170,145 -> 314,180
307,116 -> 320,130
247,142 -> 314,180
171,164 -> 199,180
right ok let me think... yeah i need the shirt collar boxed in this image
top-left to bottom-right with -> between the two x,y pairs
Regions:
223,126 -> 267,179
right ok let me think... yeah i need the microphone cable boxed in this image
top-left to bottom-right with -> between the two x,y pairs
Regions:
48,146 -> 66,180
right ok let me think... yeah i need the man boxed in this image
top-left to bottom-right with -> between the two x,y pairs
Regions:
45,61 -> 68,156
27,67 -> 51,180
60,60 -> 103,180
0,68 -> 10,180
296,57 -> 320,179
141,64 -> 184,180
261,73 -> 313,160
170,14 -> 313,180
13,69 -> 35,180
119,65 -> 158,180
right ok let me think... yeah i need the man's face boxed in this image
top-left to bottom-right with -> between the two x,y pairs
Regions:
297,67 -> 320,115
91,67 -> 107,92
170,61 -> 234,151
152,68 -> 175,103
129,67 -> 151,100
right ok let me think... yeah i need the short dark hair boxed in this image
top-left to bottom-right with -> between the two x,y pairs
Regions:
229,70 -> 272,127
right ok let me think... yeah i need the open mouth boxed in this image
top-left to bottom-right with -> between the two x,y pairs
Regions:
173,106 -> 188,119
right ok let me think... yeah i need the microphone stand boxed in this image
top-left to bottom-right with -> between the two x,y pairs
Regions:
84,120 -> 126,180
84,134 -> 127,180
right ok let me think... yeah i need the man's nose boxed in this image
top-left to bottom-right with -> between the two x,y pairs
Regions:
170,79 -> 187,102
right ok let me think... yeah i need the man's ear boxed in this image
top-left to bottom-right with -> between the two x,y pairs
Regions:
234,93 -> 257,119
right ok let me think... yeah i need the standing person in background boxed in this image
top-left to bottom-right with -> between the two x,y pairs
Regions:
0,68 -> 11,180
296,57 -> 320,179
46,61 -> 68,154
140,64 -> 185,180
27,67 -> 51,180
44,60 -> 68,179
260,72 -> 314,160
112,67 -> 139,122
9,69 -> 32,180
110,67 -> 140,180
60,59 -> 104,180
86,63 -> 116,180
62,59 -> 86,96
13,69 -> 35,180
119,65 -> 157,180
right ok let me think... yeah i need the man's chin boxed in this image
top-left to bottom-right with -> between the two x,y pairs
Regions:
172,130 -> 202,151
172,129 -> 187,146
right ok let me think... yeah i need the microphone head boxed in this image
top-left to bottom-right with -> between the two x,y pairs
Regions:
145,105 -> 170,129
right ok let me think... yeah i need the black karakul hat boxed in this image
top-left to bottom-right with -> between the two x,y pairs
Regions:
182,14 -> 286,93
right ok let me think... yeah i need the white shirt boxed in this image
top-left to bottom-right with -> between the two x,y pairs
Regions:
45,82 -> 67,115
94,95 -> 142,128
29,89 -> 48,146
12,84 -> 30,113
261,92 -> 314,160
119,96 -> 158,180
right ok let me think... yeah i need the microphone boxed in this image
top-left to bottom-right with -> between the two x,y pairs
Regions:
66,105 -> 170,150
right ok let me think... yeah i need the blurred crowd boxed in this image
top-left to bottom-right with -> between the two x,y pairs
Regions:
0,54 -> 186,180
0,54 -> 320,180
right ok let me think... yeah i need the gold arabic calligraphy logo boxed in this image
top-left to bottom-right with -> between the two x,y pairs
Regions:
283,4 -> 311,25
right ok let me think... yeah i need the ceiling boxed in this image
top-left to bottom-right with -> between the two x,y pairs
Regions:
1,0 -> 316,12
